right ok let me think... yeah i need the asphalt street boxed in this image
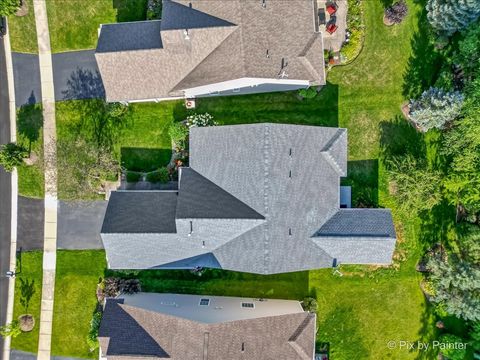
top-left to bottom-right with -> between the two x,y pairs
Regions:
0,37 -> 12,358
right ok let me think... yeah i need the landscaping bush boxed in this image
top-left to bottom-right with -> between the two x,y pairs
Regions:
126,171 -> 141,183
146,167 -> 169,183
384,1 -> 408,25
340,0 -> 364,62
103,277 -> 141,298
409,87 -> 464,132
86,311 -> 102,352
302,297 -> 318,313
185,113 -> 217,128
0,321 -> 21,339
147,0 -> 162,20
298,87 -> 317,99
0,0 -> 20,16
437,334 -> 467,360
0,142 -> 27,172
168,122 -> 189,149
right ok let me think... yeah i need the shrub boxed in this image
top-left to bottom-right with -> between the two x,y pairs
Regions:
427,0 -> 480,36
147,0 -> 162,20
409,87 -> 464,132
185,113 -> 217,128
168,122 -> 189,148
0,0 -> 20,16
146,167 -> 170,183
302,297 -> 318,313
103,277 -> 141,298
126,171 -> 141,183
0,142 -> 27,172
455,21 -> 480,80
86,311 -> 102,352
340,0 -> 364,62
384,1 -> 408,24
298,87 -> 317,99
0,321 -> 21,338
438,334 -> 467,360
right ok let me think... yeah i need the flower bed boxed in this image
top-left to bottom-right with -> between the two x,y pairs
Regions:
340,0 -> 365,64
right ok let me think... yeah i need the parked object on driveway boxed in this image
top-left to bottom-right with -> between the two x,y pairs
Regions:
326,2 -> 337,15
0,17 -> 6,37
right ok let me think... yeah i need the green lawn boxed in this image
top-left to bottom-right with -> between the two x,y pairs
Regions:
11,251 -> 43,353
51,251 -> 106,358
46,0 -> 147,53
7,0 -> 38,53
16,104 -> 45,198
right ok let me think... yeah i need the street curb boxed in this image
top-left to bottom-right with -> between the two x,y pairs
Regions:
2,16 -> 18,360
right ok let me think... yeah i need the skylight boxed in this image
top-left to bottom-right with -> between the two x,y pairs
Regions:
241,302 -> 255,309
199,298 -> 210,306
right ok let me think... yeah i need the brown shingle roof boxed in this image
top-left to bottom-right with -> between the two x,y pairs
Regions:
99,297 -> 316,360
95,0 -> 325,102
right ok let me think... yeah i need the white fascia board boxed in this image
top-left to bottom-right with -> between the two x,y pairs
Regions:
183,77 -> 310,97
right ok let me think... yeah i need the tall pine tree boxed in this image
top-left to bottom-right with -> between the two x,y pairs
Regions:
427,0 -> 480,36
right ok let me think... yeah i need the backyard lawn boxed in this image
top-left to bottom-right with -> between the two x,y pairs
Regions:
10,251 -> 42,353
7,0 -> 37,53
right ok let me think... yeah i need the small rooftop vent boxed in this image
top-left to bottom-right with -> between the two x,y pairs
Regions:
199,298 -> 210,306
184,29 -> 190,40
261,0 -> 266,8
241,302 -> 255,309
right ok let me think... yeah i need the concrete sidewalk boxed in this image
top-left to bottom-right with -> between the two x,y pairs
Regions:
33,0 -> 58,359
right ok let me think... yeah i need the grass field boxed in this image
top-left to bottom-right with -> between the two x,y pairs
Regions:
7,0 -> 38,53
46,0 -> 147,53
10,251 -> 43,353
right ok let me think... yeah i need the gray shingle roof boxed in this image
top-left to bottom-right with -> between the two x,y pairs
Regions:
101,124 -> 397,273
95,0 -> 326,102
176,167 -> 264,219
315,209 -> 396,238
96,21 -> 163,53
99,294 -> 315,360
101,191 -> 177,234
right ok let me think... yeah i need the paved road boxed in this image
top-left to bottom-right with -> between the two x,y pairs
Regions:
11,350 -> 91,360
0,36 -> 12,358
12,50 -> 104,107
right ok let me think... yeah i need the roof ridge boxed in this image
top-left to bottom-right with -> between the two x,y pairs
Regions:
287,313 -> 315,360
320,129 -> 347,176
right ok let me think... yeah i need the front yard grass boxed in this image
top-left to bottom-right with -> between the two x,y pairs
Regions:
46,0 -> 147,53
7,0 -> 38,53
11,251 -> 43,353
51,250 -> 106,358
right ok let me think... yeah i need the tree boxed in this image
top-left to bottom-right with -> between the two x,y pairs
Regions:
454,21 -> 480,80
409,87 -> 464,132
0,321 -> 21,339
438,334 -> 467,360
0,0 -> 20,16
442,81 -> 480,213
301,297 -> 318,313
0,142 -> 27,172
426,0 -> 480,36
55,138 -> 119,200
427,256 -> 480,321
19,278 -> 35,314
386,155 -> 443,215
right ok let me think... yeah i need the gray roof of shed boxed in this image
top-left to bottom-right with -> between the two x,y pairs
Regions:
101,191 -> 177,234
97,21 -> 163,53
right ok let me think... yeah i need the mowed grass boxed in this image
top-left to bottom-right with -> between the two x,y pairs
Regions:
7,0 -> 38,53
46,0 -> 147,53
51,251 -> 106,358
11,251 -> 43,353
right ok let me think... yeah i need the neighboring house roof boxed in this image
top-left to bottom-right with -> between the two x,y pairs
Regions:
101,124 -> 397,274
95,0 -> 326,102
99,293 -> 315,360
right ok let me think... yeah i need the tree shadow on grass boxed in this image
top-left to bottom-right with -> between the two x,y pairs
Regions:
113,0 -> 148,22
316,304 -> 370,359
402,0 -> 443,99
417,201 -> 456,252
60,68 -> 105,101
342,159 -> 379,207
379,115 -> 426,163
120,147 -> 172,172
413,301 -> 438,360
17,101 -> 43,155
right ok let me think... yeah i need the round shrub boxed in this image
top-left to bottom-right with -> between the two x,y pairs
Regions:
298,87 -> 317,99
384,1 -> 408,25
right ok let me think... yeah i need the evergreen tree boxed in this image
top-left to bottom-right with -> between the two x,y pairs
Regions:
426,0 -> 480,36
0,0 -> 20,16
409,87 -> 464,132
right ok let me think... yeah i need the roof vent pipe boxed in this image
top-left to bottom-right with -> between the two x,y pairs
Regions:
262,0 -> 266,8
184,29 -> 190,40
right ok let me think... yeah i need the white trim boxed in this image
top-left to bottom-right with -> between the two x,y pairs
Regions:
125,95 -> 185,104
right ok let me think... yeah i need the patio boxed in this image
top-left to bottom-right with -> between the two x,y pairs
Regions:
317,0 -> 348,52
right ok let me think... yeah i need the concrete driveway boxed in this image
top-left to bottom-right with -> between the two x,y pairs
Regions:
12,50 -> 104,107
57,200 -> 107,250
